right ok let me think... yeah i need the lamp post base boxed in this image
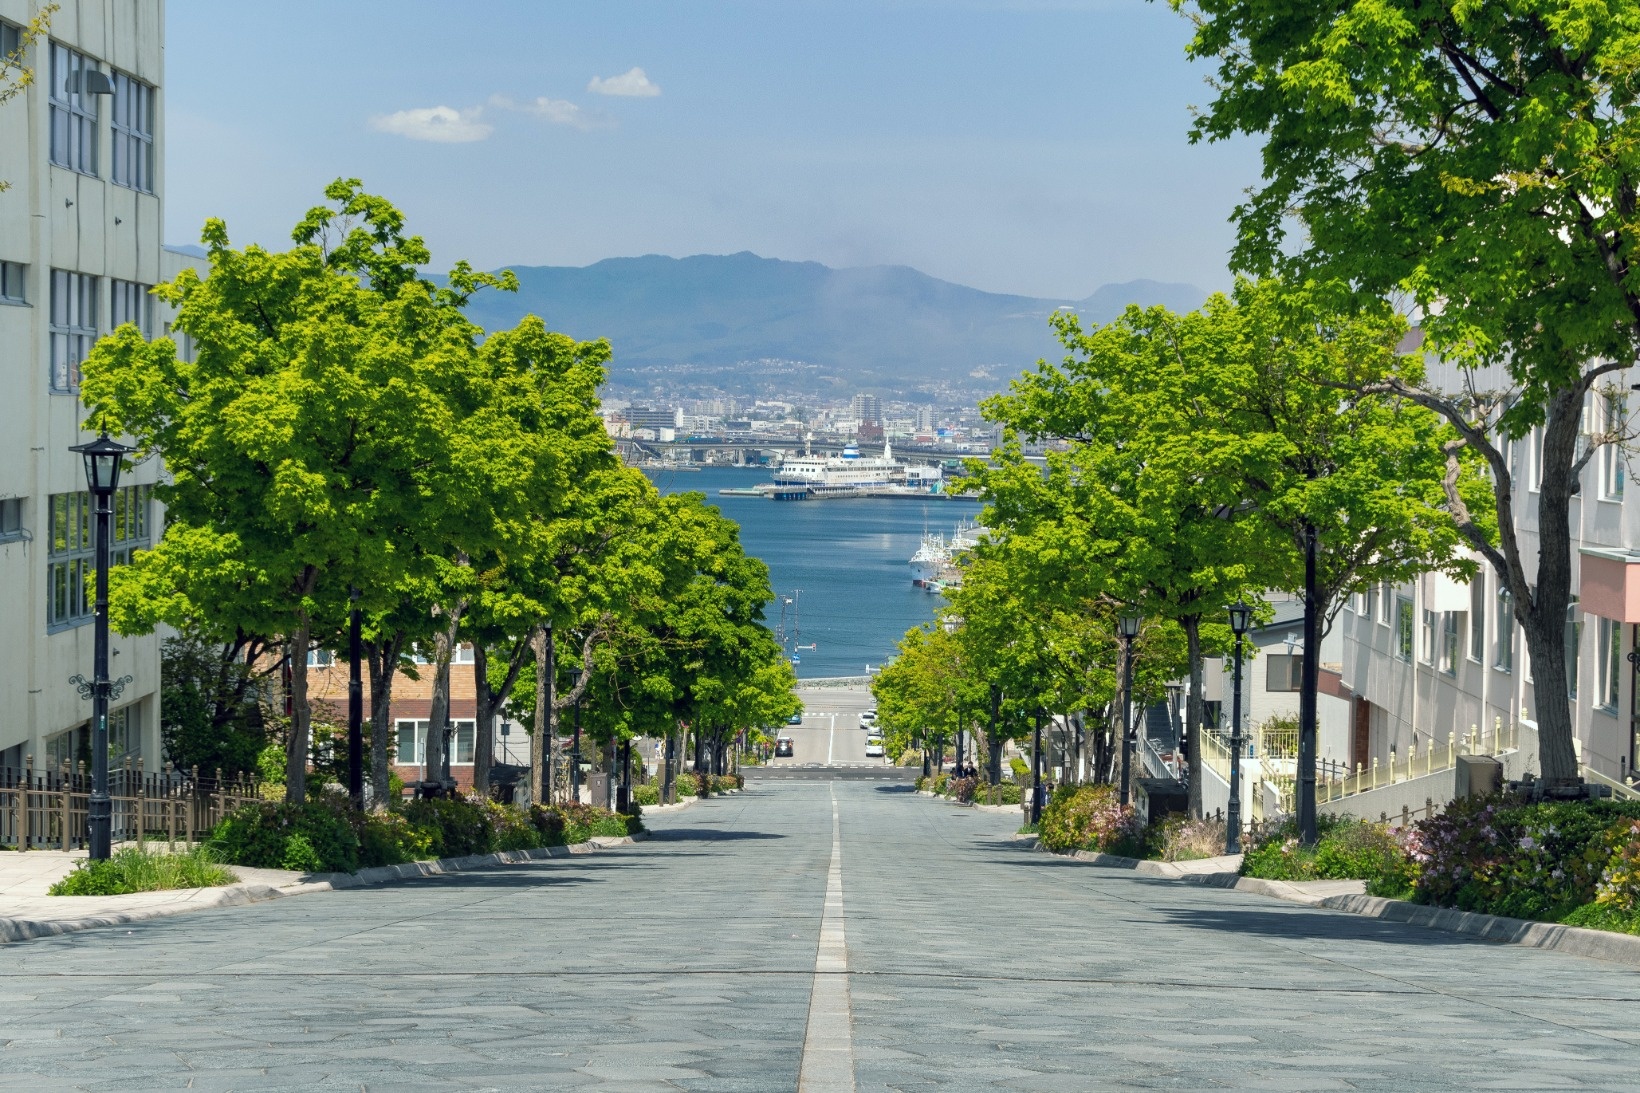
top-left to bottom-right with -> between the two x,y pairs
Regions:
87,794 -> 112,860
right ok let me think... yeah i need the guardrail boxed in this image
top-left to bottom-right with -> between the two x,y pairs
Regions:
1319,719 -> 1519,803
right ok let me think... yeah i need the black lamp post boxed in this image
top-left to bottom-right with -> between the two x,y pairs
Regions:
955,705 -> 964,775
68,432 -> 134,861
1030,707 -> 1045,825
568,665 -> 583,803
1117,612 -> 1142,807
1226,600 -> 1253,854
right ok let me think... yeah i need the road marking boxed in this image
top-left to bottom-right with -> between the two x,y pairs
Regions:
799,783 -> 854,1093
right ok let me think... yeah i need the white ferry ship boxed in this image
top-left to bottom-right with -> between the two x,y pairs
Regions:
772,441 -> 907,491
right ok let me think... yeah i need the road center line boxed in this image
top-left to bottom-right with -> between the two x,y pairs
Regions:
798,783 -> 855,1093
827,718 -> 836,766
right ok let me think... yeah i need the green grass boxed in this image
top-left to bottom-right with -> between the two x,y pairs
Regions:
49,845 -> 239,896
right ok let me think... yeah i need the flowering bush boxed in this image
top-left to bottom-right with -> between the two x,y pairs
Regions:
1037,784 -> 1142,855
947,776 -> 978,804
1148,815 -> 1227,862
1594,820 -> 1640,912
1240,815 -> 1413,895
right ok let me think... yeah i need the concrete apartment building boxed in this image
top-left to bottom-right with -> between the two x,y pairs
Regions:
0,0 -> 171,775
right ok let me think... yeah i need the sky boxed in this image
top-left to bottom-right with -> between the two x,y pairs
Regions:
164,0 -> 1263,301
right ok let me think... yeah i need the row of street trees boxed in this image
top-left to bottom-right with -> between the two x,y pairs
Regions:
81,181 -> 796,805
881,1 -> 1640,833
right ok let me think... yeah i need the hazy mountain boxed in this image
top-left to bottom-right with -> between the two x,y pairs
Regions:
454,252 -> 1205,388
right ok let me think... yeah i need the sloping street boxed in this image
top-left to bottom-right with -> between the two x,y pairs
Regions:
5,783 -> 1640,1091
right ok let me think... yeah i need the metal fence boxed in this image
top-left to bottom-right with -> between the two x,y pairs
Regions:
0,758 -> 263,850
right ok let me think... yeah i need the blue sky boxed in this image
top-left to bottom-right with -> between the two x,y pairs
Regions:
164,1 -> 1261,300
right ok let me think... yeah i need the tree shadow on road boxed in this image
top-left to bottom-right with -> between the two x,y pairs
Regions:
643,829 -> 786,842
1149,904 -> 1496,949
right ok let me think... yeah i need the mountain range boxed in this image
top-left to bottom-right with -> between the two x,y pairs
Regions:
458,252 -> 1206,392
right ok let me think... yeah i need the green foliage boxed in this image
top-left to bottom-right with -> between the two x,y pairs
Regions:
1242,815 -> 1419,897
403,798 -> 496,859
1037,783 -> 1142,856
159,634 -> 272,779
1146,815 -> 1226,863
673,772 -> 699,798
50,846 -> 236,896
206,799 -> 361,874
633,783 -> 660,806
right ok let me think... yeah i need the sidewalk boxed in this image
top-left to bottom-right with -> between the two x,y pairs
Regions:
0,797 -> 699,944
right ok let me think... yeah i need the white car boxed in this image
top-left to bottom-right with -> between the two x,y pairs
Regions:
865,737 -> 884,758
860,709 -> 878,730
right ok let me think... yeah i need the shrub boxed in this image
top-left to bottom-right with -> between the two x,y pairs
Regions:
1009,757 -> 1030,780
1241,815 -> 1417,896
633,784 -> 660,806
1594,819 -> 1640,913
469,798 -> 539,852
674,773 -> 699,798
402,798 -> 496,859
51,846 -> 238,896
207,798 -> 360,874
529,804 -> 568,845
948,776 -> 977,804
1038,783 -> 1141,855
710,773 -> 743,792
975,781 -> 1021,805
1148,815 -> 1226,862
355,809 -> 431,868
930,772 -> 950,795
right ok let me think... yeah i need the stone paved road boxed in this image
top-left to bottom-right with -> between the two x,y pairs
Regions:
5,781 -> 1640,1090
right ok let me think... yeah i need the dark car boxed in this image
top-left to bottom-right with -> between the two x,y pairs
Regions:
775,737 -> 794,757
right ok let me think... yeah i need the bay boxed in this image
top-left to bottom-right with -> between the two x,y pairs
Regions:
644,466 -> 982,679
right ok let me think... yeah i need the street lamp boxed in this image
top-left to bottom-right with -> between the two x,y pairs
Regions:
1117,612 -> 1142,807
568,665 -> 583,804
1030,707 -> 1045,825
68,432 -> 134,860
1226,600 -> 1253,854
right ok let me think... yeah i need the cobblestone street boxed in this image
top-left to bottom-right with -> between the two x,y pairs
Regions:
5,782 -> 1640,1090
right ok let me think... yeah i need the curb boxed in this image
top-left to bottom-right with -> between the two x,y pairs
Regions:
0,831 -> 650,945
1026,838 -> 1640,968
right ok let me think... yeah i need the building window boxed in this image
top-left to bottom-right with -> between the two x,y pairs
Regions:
0,260 -> 24,304
49,43 -> 100,175
394,719 -> 476,767
1265,654 -> 1303,692
1567,597 -> 1582,700
1600,392 -> 1626,501
1598,617 -> 1621,712
110,72 -> 153,192
0,496 -> 21,542
163,321 -> 196,363
307,648 -> 334,669
50,270 -> 96,392
453,643 -> 475,665
1469,578 -> 1485,662
1364,584 -> 1378,625
1,21 -> 20,59
1496,588 -> 1514,672
1530,426 -> 1546,492
47,485 -> 152,628
1378,584 -> 1393,625
1441,612 -> 1461,675
110,279 -> 153,336
1420,608 -> 1438,665
1395,597 -> 1414,661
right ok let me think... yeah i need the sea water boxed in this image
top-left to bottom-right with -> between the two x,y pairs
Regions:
645,465 -> 982,679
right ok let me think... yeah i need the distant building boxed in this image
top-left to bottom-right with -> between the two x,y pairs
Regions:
626,406 -> 682,431
851,393 -> 882,425
915,407 -> 937,431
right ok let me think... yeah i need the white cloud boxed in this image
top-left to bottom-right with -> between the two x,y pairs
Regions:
370,105 -> 491,143
489,94 -> 596,130
587,67 -> 660,98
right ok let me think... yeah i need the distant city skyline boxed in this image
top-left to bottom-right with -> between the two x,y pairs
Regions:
165,1 -> 1263,301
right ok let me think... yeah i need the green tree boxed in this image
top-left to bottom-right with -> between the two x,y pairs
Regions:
158,632 -> 276,780
1177,0 -> 1640,785
82,180 -> 512,802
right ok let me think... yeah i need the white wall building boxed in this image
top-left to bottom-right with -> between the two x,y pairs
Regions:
1336,356 -> 1639,785
0,0 -> 172,775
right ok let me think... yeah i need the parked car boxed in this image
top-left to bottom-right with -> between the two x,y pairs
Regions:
859,709 -> 877,729
865,739 -> 885,758
775,737 -> 794,757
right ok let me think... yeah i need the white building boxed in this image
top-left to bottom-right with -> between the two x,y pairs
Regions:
0,0 -> 173,775
1336,357 -> 1639,785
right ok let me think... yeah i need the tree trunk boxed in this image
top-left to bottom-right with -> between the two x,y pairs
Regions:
529,624 -> 551,805
1521,386 -> 1583,786
1182,615 -> 1205,818
364,631 -> 404,810
424,611 -> 461,790
285,615 -> 311,803
1298,522 -> 1320,846
473,643 -> 494,797
987,684 -> 1003,783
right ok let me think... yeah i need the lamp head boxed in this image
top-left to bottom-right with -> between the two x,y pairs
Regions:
1117,613 -> 1142,640
69,432 -> 133,495
1228,600 -> 1253,637
568,665 -> 583,686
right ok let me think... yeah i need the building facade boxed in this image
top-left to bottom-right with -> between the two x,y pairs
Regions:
0,0 -> 169,775
1336,358 -> 1640,784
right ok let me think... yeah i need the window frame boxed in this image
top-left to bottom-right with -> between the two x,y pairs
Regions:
49,270 -> 97,392
47,485 -> 151,629
1395,597 -> 1415,662
1598,617 -> 1621,712
48,43 -> 100,176
110,279 -> 153,337
1440,611 -> 1461,676
0,496 -> 22,542
1469,577 -> 1486,663
0,260 -> 24,304
1420,607 -> 1438,666
110,71 -> 154,193
1599,391 -> 1627,502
